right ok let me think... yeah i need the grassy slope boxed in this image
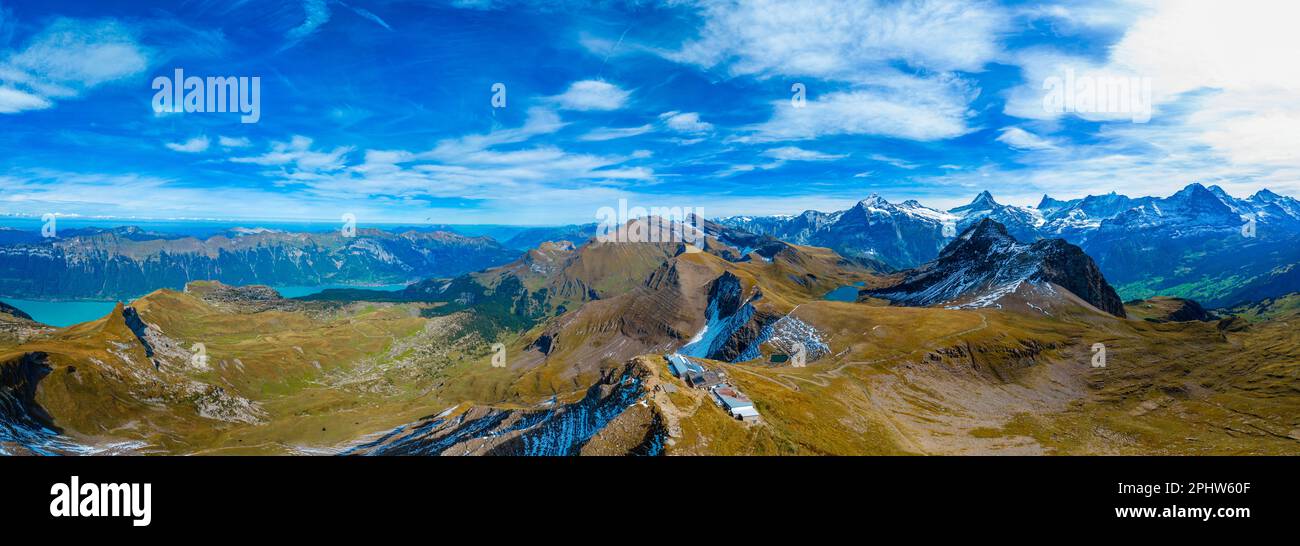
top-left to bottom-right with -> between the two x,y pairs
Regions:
2,287 -> 508,453
657,297 -> 1300,455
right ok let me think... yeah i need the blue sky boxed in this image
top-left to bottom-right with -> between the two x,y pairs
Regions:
1,0 -> 1298,224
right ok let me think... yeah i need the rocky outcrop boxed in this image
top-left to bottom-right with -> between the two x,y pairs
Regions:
867,219 -> 1126,317
0,352 -> 56,429
1125,296 -> 1214,322
0,352 -> 66,454
186,281 -> 282,303
1031,238 -> 1127,317
1166,299 -> 1212,322
345,358 -> 662,456
679,272 -> 781,362
0,301 -> 33,322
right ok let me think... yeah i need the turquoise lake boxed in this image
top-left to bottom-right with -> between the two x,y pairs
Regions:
0,298 -> 120,327
823,282 -> 866,302
2,284 -> 409,327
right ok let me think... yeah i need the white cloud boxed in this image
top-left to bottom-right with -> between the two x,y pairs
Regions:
1120,1 -> 1300,167
0,165 -> 918,225
0,17 -> 149,114
231,135 -> 351,172
549,80 -> 630,111
0,86 -> 52,113
910,114 -> 1300,210
283,0 -> 331,50
278,0 -> 391,50
218,136 -> 252,148
669,0 -> 1006,79
338,1 -> 392,31
1015,0 -> 1151,35
868,154 -> 919,170
1003,50 -> 1151,123
762,146 -> 845,162
165,135 -> 211,153
0,168 -> 399,222
996,127 -> 1057,150
424,107 -> 565,158
659,111 -> 713,134
715,146 -> 845,177
749,79 -> 976,142
224,109 -> 654,215
662,0 -> 1000,143
580,124 -> 653,141
1005,1 -> 1300,168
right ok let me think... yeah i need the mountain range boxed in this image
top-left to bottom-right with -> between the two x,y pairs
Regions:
720,183 -> 1300,307
0,226 -> 520,300
4,184 -> 1300,456
4,182 -> 1295,309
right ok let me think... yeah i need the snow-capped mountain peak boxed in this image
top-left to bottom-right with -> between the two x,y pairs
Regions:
857,194 -> 891,210
714,183 -> 1300,298
949,190 -> 1000,214
867,218 -> 1126,317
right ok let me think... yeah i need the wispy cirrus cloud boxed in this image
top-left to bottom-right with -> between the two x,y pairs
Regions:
0,86 -> 51,113
165,135 -> 211,153
580,124 -> 653,142
663,0 -> 1003,142
668,0 -> 1006,78
746,81 -> 979,142
230,135 -> 352,174
716,145 -> 847,177
212,106 -> 654,221
281,0 -> 393,51
0,17 -> 150,113
761,146 -> 846,162
282,0 -> 331,50
337,0 -> 392,31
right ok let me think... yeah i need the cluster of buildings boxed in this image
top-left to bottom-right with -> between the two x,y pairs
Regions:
665,353 -> 761,422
